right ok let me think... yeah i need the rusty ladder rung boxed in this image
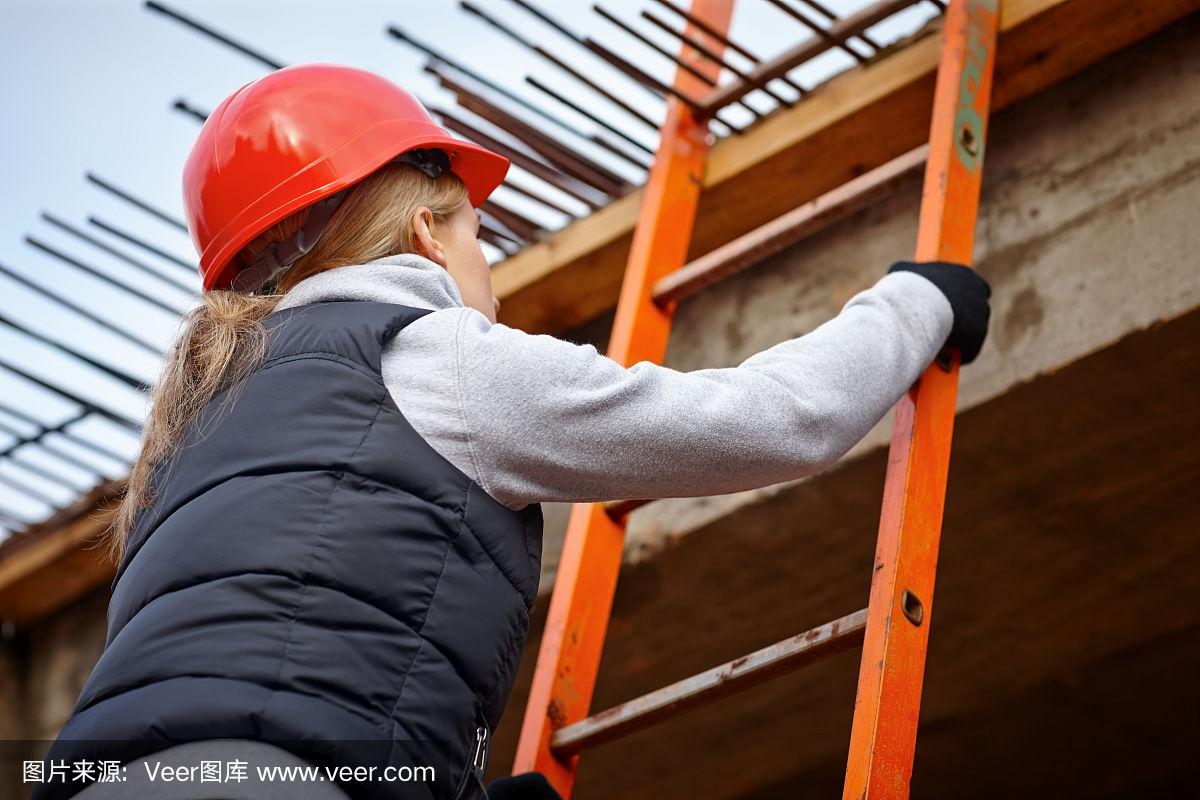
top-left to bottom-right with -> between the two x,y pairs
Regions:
549,608 -> 868,757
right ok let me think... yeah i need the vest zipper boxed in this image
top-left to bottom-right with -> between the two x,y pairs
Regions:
451,719 -> 490,800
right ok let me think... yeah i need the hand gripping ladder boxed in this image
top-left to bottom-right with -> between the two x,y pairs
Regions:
513,1 -> 999,796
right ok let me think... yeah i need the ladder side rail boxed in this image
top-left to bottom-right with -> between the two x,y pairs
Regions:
842,2 -> 999,798
511,2 -> 735,796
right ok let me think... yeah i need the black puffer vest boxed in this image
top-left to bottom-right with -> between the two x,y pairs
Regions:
41,301 -> 544,800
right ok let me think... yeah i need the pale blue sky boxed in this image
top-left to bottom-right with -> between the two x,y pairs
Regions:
0,0 -> 937,533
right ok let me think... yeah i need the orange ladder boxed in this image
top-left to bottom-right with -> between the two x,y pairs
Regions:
513,1 -> 999,797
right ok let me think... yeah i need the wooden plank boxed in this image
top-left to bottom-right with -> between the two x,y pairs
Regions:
0,495 -> 117,626
492,0 -> 1200,335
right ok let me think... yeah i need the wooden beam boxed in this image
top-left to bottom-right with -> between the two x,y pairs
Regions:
492,0 -> 1200,335
0,488 -> 118,626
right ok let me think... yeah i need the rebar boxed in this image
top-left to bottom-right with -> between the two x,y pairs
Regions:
650,0 -> 807,95
489,175 -> 580,218
88,216 -> 198,276
507,0 -> 760,133
389,27 -> 615,153
0,401 -> 132,466
0,262 -> 164,356
592,4 -> 764,121
86,173 -> 188,233
481,201 -> 543,243
0,360 -> 143,433
582,28 -> 746,133
25,237 -> 190,316
443,73 -> 631,196
641,9 -> 794,109
763,0 -> 871,64
0,470 -> 59,509
477,222 -> 520,254
460,1 -> 665,130
794,0 -> 884,50
144,0 -> 286,70
580,38 -> 698,110
0,447 -> 90,494
588,135 -> 651,171
431,105 -> 605,210
697,0 -> 920,115
0,507 -> 33,529
0,416 -> 108,481
172,98 -> 211,123
524,77 -> 657,157
0,314 -> 148,391
502,0 -> 580,43
41,212 -> 198,296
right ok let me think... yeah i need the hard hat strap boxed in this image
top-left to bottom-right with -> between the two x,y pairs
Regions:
229,148 -> 450,294
232,189 -> 349,294
395,148 -> 452,179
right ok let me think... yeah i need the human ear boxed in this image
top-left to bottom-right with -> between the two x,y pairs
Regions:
411,207 -> 447,266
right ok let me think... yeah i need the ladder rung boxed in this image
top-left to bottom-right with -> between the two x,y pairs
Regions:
549,608 -> 868,757
651,144 -> 928,305
601,150 -> 930,528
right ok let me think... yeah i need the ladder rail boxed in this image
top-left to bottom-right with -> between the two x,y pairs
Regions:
513,2 -> 996,798
842,1 -> 999,797
511,3 -> 735,795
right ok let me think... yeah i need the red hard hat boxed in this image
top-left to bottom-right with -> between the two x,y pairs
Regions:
183,63 -> 510,291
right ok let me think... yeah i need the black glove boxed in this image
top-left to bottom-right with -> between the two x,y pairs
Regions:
888,260 -> 991,365
487,772 -> 563,800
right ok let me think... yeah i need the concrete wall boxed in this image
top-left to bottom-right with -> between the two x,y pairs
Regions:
1,588 -> 108,797
0,629 -> 23,738
5,13 -> 1199,800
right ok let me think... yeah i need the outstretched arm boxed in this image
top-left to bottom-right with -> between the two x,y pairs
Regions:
418,269 -> 958,509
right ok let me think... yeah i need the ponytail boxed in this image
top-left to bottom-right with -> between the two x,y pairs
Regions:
106,162 -> 468,560
109,291 -> 277,561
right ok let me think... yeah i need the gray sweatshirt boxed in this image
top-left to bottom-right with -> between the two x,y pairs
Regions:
273,254 -> 954,511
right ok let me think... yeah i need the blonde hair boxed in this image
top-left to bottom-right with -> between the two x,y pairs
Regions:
108,162 -> 469,560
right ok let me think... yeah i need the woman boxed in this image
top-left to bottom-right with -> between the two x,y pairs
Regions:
40,64 -> 989,800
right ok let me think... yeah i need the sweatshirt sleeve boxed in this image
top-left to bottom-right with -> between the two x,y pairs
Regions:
390,270 -> 954,510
